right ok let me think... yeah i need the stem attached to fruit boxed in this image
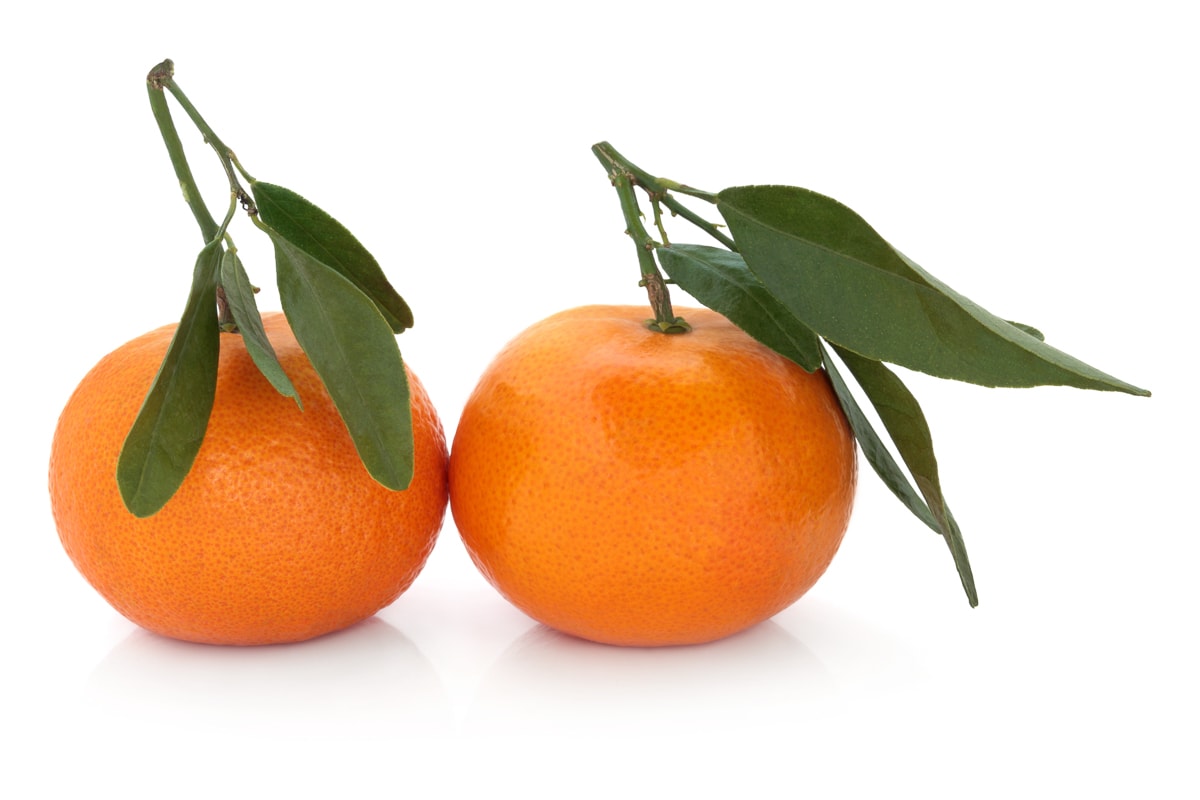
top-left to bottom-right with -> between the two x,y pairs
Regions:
594,148 -> 690,334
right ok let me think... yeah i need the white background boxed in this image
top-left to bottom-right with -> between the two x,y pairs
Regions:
3,2 -> 1195,797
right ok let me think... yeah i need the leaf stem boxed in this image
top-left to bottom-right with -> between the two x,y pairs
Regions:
229,151 -> 257,185
660,193 -> 738,251
649,194 -> 670,245
214,194 -> 242,329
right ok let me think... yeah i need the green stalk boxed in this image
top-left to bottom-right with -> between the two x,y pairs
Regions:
147,59 -> 258,217
592,145 -> 689,333
659,194 -> 737,251
592,141 -> 737,253
147,60 -> 220,243
593,141 -> 716,202
147,59 -> 246,330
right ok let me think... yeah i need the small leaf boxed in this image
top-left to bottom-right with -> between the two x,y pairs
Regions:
263,223 -> 414,491
657,243 -> 823,372
718,185 -> 1149,396
219,249 -> 302,407
252,181 -> 414,334
117,241 -> 223,517
827,343 -> 977,606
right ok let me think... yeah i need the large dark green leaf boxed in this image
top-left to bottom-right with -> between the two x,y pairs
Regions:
657,243 -> 823,371
263,223 -> 414,491
828,344 -> 977,606
117,240 -> 222,517
718,185 -> 1149,396
252,181 -> 414,334
219,249 -> 301,407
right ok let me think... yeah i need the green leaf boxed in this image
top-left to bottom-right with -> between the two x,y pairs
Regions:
263,223 -> 414,491
717,185 -> 1149,396
252,181 -> 414,334
828,343 -> 977,606
219,249 -> 302,407
820,345 -> 941,533
117,240 -> 223,517
657,243 -> 823,372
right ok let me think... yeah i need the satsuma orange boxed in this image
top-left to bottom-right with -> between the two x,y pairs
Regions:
50,312 -> 448,646
449,305 -> 857,646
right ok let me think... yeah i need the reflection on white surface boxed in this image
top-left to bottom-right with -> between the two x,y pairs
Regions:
465,620 -> 841,736
83,617 -> 453,740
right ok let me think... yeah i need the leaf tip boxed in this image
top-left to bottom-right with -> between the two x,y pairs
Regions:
115,463 -> 173,519
370,464 -> 414,493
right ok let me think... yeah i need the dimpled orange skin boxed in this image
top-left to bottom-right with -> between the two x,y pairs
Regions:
449,305 -> 857,647
49,312 -> 448,646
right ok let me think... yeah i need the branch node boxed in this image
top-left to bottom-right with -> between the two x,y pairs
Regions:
147,59 -> 174,90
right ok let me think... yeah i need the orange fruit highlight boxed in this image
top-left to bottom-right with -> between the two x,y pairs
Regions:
50,312 -> 448,646
449,305 -> 857,647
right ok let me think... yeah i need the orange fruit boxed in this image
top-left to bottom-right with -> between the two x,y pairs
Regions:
49,312 -> 448,646
449,305 -> 857,647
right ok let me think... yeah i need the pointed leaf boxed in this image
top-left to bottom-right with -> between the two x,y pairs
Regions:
252,181 -> 414,333
717,185 -> 1148,396
117,241 -> 222,517
829,343 -> 977,606
263,224 -> 414,491
657,243 -> 823,371
219,249 -> 302,407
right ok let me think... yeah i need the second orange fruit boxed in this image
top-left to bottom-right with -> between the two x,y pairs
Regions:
50,312 -> 448,646
449,305 -> 857,646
